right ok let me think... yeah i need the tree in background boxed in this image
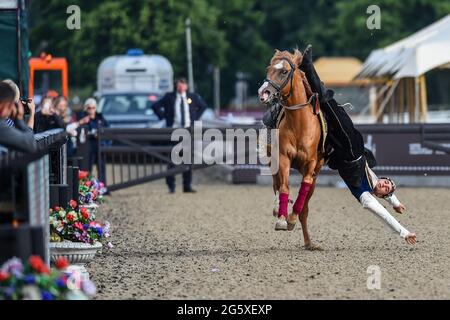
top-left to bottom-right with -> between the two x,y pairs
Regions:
28,0 -> 450,107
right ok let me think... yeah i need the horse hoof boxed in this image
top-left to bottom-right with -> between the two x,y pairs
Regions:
304,243 -> 323,251
274,218 -> 288,231
287,213 -> 297,231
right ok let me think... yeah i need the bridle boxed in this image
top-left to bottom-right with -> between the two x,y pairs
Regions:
264,57 -> 317,111
263,58 -> 296,104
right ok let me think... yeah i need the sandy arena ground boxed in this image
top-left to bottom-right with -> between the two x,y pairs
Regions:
88,176 -> 450,299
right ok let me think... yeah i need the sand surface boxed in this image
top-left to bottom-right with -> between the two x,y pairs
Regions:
88,178 -> 450,299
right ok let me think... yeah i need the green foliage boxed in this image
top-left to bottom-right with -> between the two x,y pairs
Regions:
28,0 -> 450,106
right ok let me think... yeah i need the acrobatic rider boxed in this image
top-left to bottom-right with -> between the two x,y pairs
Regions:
264,45 -> 417,245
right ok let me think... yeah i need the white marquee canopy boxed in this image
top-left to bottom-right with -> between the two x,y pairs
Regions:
357,14 -> 450,80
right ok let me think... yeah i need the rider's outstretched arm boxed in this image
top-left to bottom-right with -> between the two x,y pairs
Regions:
383,193 -> 401,208
359,191 -> 410,238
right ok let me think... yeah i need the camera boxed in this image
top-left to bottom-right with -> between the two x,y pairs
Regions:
20,98 -> 31,114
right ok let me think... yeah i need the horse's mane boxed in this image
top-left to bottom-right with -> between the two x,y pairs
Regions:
270,49 -> 313,97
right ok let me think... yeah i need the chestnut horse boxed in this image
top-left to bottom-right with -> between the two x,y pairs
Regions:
258,49 -> 325,250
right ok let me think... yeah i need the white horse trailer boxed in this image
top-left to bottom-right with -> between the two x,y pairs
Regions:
97,49 -> 173,95
96,49 -> 173,128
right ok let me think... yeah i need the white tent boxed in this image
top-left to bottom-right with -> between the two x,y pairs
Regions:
357,14 -> 450,79
356,15 -> 450,123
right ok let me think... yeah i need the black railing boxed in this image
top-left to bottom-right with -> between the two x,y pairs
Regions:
0,129 -> 68,265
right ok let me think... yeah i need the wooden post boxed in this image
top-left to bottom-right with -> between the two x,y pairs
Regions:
407,78 -> 414,123
370,85 -> 378,121
414,77 -> 420,123
398,79 -> 404,123
419,75 -> 428,123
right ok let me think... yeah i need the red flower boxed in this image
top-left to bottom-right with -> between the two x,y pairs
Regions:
66,213 -> 74,222
54,206 -> 61,211
84,181 -> 92,187
69,200 -> 77,209
80,207 -> 89,220
78,170 -> 89,180
29,255 -> 46,273
0,271 -> 10,282
40,264 -> 50,274
74,222 -> 84,230
54,257 -> 69,270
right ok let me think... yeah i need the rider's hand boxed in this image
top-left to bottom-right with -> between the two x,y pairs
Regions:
405,233 -> 417,245
394,203 -> 406,214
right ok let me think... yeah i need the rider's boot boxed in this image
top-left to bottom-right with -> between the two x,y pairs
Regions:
300,45 -> 334,104
262,102 -> 282,129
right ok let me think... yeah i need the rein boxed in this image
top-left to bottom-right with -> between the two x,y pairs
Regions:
283,93 -> 318,111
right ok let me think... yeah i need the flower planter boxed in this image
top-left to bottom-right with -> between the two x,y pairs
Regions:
49,241 -> 102,280
49,241 -> 102,264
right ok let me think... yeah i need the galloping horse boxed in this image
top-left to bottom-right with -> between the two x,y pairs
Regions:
258,49 -> 325,250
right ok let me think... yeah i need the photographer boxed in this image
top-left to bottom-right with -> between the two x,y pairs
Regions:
2,79 -> 35,130
0,82 -> 37,153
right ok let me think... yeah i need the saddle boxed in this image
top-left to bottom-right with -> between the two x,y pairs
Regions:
274,99 -> 328,155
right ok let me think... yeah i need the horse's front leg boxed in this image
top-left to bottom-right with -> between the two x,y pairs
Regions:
274,154 -> 291,231
272,173 -> 280,217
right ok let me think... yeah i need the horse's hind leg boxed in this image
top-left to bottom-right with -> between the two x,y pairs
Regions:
299,180 -> 322,250
287,159 -> 316,230
300,160 -> 324,250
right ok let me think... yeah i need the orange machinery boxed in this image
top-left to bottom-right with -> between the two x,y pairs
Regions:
29,52 -> 69,98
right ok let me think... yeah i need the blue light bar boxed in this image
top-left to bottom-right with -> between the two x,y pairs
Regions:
126,49 -> 144,56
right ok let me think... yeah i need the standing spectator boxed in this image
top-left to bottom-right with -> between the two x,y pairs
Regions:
79,98 -> 109,177
33,97 -> 65,133
54,96 -> 71,125
152,77 -> 208,193
0,82 -> 36,153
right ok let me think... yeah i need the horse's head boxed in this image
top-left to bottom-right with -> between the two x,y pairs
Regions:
258,49 -> 303,105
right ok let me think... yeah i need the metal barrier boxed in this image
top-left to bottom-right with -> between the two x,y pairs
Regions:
97,126 -> 260,191
0,129 -> 67,265
98,123 -> 450,189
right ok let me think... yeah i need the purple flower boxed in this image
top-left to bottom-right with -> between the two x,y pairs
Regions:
1,257 -> 23,277
103,221 -> 110,234
3,286 -> 15,299
81,280 -> 97,296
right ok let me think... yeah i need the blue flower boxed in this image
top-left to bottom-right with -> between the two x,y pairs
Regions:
96,228 -> 103,236
41,290 -> 54,300
56,278 -> 66,289
23,275 -> 36,285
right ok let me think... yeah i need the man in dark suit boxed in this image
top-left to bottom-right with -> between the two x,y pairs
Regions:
152,78 -> 208,193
